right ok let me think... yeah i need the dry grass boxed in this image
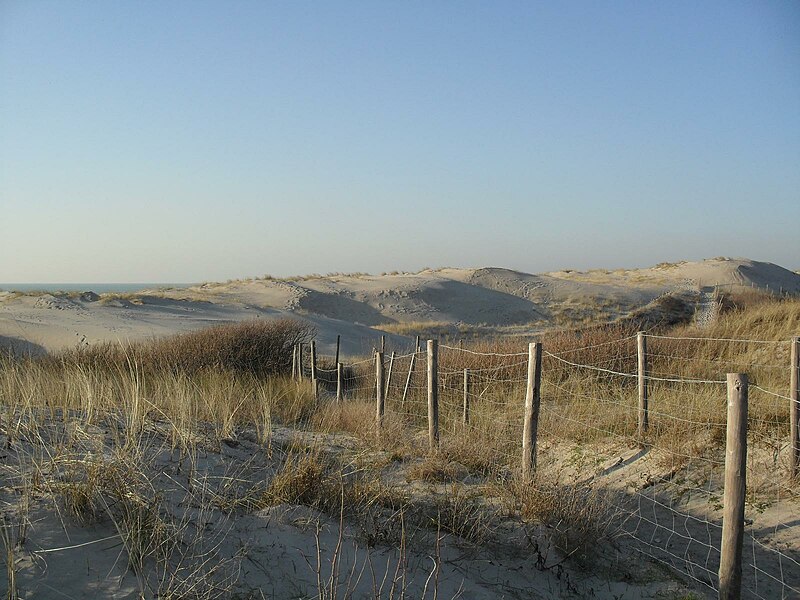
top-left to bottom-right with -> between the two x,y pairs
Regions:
331,298 -> 800,499
53,318 -> 314,378
0,298 -> 797,596
504,477 -> 623,562
374,320 -> 491,341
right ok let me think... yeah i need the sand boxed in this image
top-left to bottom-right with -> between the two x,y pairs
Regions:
1,257 -> 799,598
0,423 -> 701,600
2,257 -> 797,357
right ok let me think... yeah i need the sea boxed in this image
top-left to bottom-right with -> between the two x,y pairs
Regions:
0,283 -> 194,294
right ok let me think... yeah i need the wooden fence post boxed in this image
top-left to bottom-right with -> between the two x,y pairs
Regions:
427,339 -> 439,450
336,362 -> 343,403
310,341 -> 318,400
376,351 -> 385,434
401,350 -> 416,405
385,351 -> 395,398
463,368 -> 470,425
334,334 -> 341,368
719,373 -> 748,600
415,335 -> 420,352
637,332 -> 649,442
522,342 -> 542,480
790,336 -> 799,479
291,344 -> 297,380
298,343 -> 304,380
381,335 -> 386,354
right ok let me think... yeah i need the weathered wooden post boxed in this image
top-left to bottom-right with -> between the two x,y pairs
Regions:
381,335 -> 386,354
791,336 -> 799,479
415,335 -> 420,352
637,332 -> 649,442
719,373 -> 748,600
463,368 -> 470,425
401,351 -> 416,405
310,340 -> 318,400
334,334 -> 341,368
291,344 -> 297,380
336,362 -> 343,403
385,351 -> 395,398
376,351 -> 385,434
522,342 -> 542,480
427,339 -> 439,450
298,342 -> 304,380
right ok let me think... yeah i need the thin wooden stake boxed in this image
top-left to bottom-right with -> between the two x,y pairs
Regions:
334,334 -> 341,368
427,339 -> 439,450
790,336 -> 799,479
415,335 -> 420,352
376,351 -> 385,435
637,332 -> 649,442
719,373 -> 748,600
381,335 -> 386,354
463,368 -> 470,425
522,342 -> 542,480
336,362 -> 343,403
385,351 -> 395,398
291,344 -> 297,380
401,351 -> 416,405
298,342 -> 304,380
310,340 -> 318,400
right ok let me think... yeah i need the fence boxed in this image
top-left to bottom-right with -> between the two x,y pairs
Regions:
291,332 -> 800,599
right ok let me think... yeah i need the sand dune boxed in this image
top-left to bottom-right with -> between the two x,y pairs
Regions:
1,257 -> 797,356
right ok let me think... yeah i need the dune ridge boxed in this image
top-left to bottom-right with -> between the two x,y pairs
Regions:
1,257 -> 797,355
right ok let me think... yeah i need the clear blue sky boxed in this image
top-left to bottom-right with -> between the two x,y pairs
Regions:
1,1 -> 798,282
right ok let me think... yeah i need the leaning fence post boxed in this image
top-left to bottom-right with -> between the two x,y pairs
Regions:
336,362 -> 343,403
401,350 -> 416,406
376,351 -> 385,435
298,343 -> 304,380
463,368 -> 470,425
291,344 -> 297,380
637,332 -> 649,442
385,351 -> 395,398
790,336 -> 799,479
310,341 -> 318,400
522,342 -> 543,480
427,339 -> 439,450
719,373 -> 748,600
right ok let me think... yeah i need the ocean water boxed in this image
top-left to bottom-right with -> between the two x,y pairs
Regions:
0,283 -> 193,294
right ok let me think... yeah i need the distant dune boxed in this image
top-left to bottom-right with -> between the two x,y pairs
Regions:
1,257 -> 798,355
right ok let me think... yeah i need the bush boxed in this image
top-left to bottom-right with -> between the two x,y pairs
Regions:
56,318 -> 315,378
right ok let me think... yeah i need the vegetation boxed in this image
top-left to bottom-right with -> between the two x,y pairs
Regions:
0,295 -> 797,597
53,318 -> 314,378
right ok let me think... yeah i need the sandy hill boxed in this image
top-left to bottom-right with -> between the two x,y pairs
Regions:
160,257 -> 800,327
1,257 -> 797,355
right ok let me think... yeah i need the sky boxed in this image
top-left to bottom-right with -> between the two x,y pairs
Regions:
1,1 -> 798,282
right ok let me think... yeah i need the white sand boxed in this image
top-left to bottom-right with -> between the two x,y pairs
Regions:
2,257 -> 797,356
0,424 -> 702,599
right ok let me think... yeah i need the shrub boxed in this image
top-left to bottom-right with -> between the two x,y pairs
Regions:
56,318 -> 315,378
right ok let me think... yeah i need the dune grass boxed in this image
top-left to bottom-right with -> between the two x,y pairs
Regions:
0,297 -> 797,597
53,318 -> 314,378
323,297 -> 800,489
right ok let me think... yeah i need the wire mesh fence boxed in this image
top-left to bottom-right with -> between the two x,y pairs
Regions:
298,331 -> 800,598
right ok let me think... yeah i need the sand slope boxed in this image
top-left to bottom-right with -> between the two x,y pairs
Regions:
1,258 -> 797,355
0,423 -> 699,600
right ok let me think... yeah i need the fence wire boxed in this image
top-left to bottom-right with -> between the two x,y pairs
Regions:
313,333 -> 799,598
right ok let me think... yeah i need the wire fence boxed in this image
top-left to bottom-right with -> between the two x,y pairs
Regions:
294,331 -> 800,599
